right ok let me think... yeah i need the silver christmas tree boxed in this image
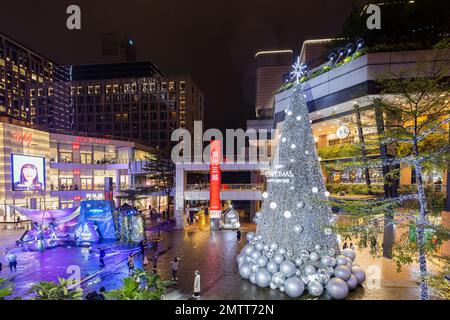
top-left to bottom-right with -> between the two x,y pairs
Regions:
237,85 -> 366,299
256,86 -> 337,253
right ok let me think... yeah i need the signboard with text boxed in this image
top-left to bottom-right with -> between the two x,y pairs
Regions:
209,140 -> 221,219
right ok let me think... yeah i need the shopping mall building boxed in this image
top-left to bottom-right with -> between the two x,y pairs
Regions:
174,47 -> 450,229
0,122 -> 159,223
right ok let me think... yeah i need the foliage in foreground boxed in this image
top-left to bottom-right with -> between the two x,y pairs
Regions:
104,269 -> 175,300
0,278 -> 12,300
29,277 -> 83,300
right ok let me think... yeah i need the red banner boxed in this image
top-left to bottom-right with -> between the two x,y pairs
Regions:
209,140 -> 221,219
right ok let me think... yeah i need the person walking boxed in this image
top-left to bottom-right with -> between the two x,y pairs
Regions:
6,251 -> 17,274
143,255 -> 149,271
192,270 -> 201,299
236,229 -> 242,243
349,243 -> 355,250
139,239 -> 147,256
170,257 -> 180,281
342,242 -> 348,250
99,248 -> 106,267
127,254 -> 135,275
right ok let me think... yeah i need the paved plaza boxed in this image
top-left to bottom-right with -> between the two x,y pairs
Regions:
0,222 -> 440,300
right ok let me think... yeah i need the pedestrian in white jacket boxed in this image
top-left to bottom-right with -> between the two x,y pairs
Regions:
193,270 -> 201,299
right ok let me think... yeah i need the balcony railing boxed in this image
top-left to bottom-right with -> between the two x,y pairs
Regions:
185,183 -> 265,192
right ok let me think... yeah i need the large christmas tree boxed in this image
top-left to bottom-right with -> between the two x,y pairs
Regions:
237,85 -> 366,299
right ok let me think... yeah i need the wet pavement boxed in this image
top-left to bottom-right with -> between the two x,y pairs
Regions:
0,223 -> 441,300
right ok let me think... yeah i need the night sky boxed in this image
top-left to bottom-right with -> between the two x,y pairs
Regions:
0,0 -> 366,131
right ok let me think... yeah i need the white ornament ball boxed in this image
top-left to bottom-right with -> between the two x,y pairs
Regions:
279,260 -> 297,278
255,268 -> 271,287
279,286 -> 285,293
324,228 -> 333,236
281,137 -> 287,143
294,225 -> 303,234
239,263 -> 252,279
290,144 -> 296,149
250,250 -> 261,261
283,211 -> 292,219
342,248 -> 356,261
277,248 -> 286,256
270,242 -> 279,251
271,272 -> 286,287
326,278 -> 349,300
334,265 -> 352,281
300,250 -> 310,260
324,191 -> 330,197
284,277 -> 305,298
269,202 -> 277,209
336,255 -> 348,266
300,275 -> 310,285
255,242 -> 264,251
312,187 -> 319,193
346,274 -> 358,290
274,254 -> 284,264
256,255 -> 268,267
287,110 -> 292,116
316,269 -> 331,284
269,282 -> 277,290
249,273 -> 256,284
286,250 -> 294,258
307,280 -> 324,297
320,255 -> 332,267
296,116 -> 301,121
266,260 -> 279,273
314,244 -> 322,251
263,244 -> 270,252
304,150 -> 310,155
309,252 -> 320,262
262,192 -> 269,199
330,257 -> 337,267
351,266 -> 366,284
304,264 -> 316,276
244,244 -> 255,256
296,201 -> 305,208
294,258 -> 303,266
246,232 -> 255,242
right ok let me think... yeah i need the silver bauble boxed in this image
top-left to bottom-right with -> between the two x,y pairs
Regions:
307,280 -> 324,297
266,260 -> 279,273
346,274 -> 358,290
271,272 -> 286,287
249,273 -> 256,284
320,255 -> 332,267
300,249 -> 310,260
351,266 -> 366,284
244,244 -> 255,256
245,256 -> 254,263
316,269 -> 331,284
269,282 -> 277,290
270,242 -> 279,251
303,264 -> 316,276
296,201 -> 305,208
246,232 -> 255,242
301,275 -> 310,285
239,263 -> 252,279
256,235 -> 262,241
255,242 -> 264,251
284,276 -> 305,298
324,227 -> 333,235
330,257 -> 337,267
236,254 -> 245,265
334,265 -> 352,281
314,244 -> 322,252
266,250 -> 274,259
250,250 -> 261,261
257,255 -> 269,267
286,250 -> 294,258
325,278 -> 349,300
277,248 -> 286,256
279,260 -> 296,278
295,269 -> 302,276
342,248 -> 356,261
273,254 -> 285,264
294,258 -> 303,266
328,248 -> 336,257
326,266 -> 335,276
263,244 -> 270,252
279,286 -> 285,293
336,255 -> 348,266
255,268 -> 271,288
250,263 -> 259,273
309,252 -> 320,262
293,225 -> 303,234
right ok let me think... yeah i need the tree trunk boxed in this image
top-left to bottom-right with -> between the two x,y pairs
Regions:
413,136 -> 429,300
446,126 -> 450,211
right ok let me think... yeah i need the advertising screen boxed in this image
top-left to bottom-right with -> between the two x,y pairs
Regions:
11,154 -> 45,191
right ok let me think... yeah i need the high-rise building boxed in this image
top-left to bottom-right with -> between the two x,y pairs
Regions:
101,32 -> 137,63
0,32 -> 71,131
254,50 -> 292,119
69,62 -> 204,149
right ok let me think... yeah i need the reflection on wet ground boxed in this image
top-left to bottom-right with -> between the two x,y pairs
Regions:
0,222 -> 445,300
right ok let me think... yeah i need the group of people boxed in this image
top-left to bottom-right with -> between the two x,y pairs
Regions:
342,242 -> 355,250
